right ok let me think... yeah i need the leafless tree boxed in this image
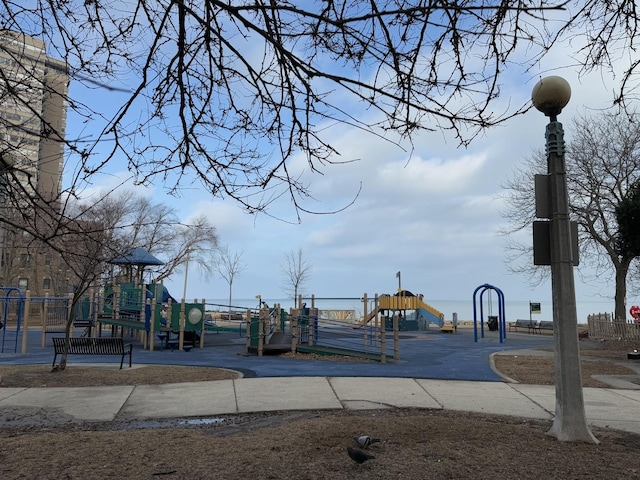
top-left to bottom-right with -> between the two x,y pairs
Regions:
73,191 -> 217,280
0,177 -> 125,368
216,246 -> 246,319
281,248 -> 311,307
501,110 -> 640,321
2,2 -> 639,220
80,191 -> 220,283
154,215 -> 219,285
0,171 -> 219,368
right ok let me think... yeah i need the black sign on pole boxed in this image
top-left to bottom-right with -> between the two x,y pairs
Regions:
529,302 -> 541,322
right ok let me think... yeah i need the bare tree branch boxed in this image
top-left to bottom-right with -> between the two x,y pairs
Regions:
501,110 -> 640,319
216,246 -> 246,318
2,2 -> 638,217
281,247 -> 311,307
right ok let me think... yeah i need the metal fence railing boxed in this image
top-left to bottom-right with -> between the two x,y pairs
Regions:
247,307 -> 400,362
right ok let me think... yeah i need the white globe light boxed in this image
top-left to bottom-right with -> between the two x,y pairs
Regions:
531,76 -> 571,117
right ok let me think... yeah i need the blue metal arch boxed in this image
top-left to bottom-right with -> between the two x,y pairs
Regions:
472,284 -> 506,343
0,287 -> 24,353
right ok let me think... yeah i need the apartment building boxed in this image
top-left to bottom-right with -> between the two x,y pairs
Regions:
0,31 -> 69,295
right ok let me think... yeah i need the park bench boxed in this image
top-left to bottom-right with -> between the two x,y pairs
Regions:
538,321 -> 554,333
52,337 -> 133,369
508,319 -> 538,334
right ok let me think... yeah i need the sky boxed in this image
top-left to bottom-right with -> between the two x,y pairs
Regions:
161,67 -> 625,315
57,10 -> 637,320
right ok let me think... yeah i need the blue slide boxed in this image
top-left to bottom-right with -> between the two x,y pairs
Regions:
417,306 -> 444,328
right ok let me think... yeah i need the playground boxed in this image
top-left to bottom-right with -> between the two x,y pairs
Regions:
0,284 -> 565,383
1,322 -> 557,380
1,268 -> 639,480
2,276 -> 637,381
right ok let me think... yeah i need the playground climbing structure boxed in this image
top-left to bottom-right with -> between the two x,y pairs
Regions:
362,293 -> 449,332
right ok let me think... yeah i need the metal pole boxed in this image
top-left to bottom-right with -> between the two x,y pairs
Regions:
545,118 -> 597,443
182,250 -> 190,301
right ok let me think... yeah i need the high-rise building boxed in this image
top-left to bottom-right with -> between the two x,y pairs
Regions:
0,31 -> 69,294
0,30 -> 67,203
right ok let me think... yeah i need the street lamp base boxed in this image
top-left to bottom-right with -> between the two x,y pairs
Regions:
547,416 -> 599,444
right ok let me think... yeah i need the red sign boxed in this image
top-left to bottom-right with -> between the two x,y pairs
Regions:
630,305 -> 640,319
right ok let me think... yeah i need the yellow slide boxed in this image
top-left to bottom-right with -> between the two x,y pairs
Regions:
363,296 -> 446,329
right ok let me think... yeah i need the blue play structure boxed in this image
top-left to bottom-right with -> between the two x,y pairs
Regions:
0,287 -> 24,353
472,284 -> 506,343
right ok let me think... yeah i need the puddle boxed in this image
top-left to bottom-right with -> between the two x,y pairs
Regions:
179,417 -> 225,426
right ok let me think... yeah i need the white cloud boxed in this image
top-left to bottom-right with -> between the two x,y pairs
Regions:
374,153 -> 488,196
67,169 -> 155,203
63,21 -> 630,316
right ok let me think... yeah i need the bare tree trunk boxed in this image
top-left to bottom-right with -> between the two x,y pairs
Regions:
614,258 -> 631,338
228,280 -> 232,322
57,290 -> 90,371
57,296 -> 79,371
614,262 -> 629,321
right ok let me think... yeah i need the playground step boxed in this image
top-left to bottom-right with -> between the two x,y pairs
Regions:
262,331 -> 293,353
0,329 -> 20,353
267,331 -> 291,345
296,345 -> 385,362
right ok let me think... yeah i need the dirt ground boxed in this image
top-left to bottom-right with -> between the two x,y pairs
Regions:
0,339 -> 639,479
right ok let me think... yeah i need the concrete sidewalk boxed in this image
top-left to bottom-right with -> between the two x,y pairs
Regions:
1,376 -> 639,434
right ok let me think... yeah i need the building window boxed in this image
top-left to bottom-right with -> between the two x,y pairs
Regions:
18,278 -> 27,289
44,254 -> 51,266
20,253 -> 30,267
43,278 -> 51,290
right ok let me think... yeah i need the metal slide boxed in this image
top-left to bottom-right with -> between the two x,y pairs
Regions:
416,300 -> 445,327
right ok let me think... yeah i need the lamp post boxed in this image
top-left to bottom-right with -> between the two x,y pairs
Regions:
531,76 -> 597,443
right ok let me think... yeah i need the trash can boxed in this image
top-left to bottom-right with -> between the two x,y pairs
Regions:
487,316 -> 498,331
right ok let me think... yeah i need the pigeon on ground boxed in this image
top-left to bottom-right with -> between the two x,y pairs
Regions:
347,447 -> 375,464
354,435 -> 381,449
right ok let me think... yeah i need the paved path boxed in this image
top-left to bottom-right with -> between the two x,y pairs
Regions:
1,328 -> 639,435
0,376 -> 639,434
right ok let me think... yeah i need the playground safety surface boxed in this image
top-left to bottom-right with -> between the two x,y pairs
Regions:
1,325 -> 572,380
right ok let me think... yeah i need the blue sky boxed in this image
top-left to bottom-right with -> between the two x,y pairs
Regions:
60,18 -> 634,320
156,68 -> 624,314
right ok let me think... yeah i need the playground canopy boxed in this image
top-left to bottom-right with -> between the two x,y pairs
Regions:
110,247 -> 164,284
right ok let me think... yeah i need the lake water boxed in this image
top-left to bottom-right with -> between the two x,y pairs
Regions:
205,297 -> 617,324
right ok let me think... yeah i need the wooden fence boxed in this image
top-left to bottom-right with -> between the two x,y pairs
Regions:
587,313 -> 640,341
